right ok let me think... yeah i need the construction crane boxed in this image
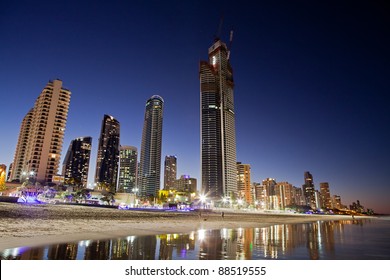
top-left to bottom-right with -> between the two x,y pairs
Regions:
227,29 -> 234,60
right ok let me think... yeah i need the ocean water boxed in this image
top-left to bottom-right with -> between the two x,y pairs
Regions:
1,218 -> 389,260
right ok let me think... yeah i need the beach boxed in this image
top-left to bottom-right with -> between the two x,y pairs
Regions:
0,202 -> 365,251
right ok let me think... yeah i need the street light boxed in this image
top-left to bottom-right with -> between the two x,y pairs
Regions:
200,194 -> 206,210
132,187 -> 139,207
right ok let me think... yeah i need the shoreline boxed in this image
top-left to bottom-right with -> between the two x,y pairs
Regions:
0,202 -> 372,251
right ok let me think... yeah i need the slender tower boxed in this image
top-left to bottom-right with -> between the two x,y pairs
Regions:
118,145 -> 138,193
62,136 -> 92,189
163,155 -> 177,190
10,79 -> 71,184
200,35 -> 237,200
139,95 -> 164,199
303,171 -> 316,209
95,114 -> 120,192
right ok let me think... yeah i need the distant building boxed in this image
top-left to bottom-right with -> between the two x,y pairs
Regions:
6,163 -> 12,182
62,136 -> 92,189
10,79 -> 71,184
200,37 -> 237,200
118,146 -> 138,193
276,182 -> 293,210
292,186 -> 305,206
320,182 -> 332,209
139,95 -> 164,199
262,178 -> 277,210
332,195 -> 342,209
0,164 -> 6,189
237,162 -> 252,204
174,175 -> 197,193
163,155 -> 177,190
302,171 -> 316,209
253,182 -> 265,209
95,114 -> 120,192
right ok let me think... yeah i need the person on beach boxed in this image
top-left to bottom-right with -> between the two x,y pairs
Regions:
221,211 -> 225,219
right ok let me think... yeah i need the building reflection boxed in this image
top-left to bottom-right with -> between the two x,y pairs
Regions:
0,219 -> 369,260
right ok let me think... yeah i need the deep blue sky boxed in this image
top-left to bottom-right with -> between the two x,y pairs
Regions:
1,0 -> 389,213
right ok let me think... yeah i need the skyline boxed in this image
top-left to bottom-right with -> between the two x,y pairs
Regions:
1,0 -> 389,213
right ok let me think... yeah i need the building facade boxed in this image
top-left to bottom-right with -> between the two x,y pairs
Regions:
62,136 -> 92,189
95,114 -> 120,192
163,155 -> 177,190
200,37 -> 237,200
303,171 -> 316,209
174,175 -> 197,193
139,95 -> 164,199
237,162 -> 252,204
118,145 -> 138,193
319,182 -> 332,209
10,79 -> 71,184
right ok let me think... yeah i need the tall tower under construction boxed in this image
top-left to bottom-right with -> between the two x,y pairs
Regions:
200,35 -> 237,200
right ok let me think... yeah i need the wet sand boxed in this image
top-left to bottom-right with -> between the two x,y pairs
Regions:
0,202 -> 367,251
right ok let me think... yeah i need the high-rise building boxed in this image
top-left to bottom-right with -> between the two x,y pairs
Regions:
276,181 -> 293,210
302,171 -> 316,209
118,145 -> 138,193
139,95 -> 164,199
95,114 -> 120,192
10,79 -> 71,184
262,178 -> 277,210
237,162 -> 252,204
10,109 -> 34,182
320,182 -> 332,209
200,37 -> 237,200
62,136 -> 92,189
163,155 -> 177,190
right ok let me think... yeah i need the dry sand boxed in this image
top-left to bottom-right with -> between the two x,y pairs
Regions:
0,202 -> 366,251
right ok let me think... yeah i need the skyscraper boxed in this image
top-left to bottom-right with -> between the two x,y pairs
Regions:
200,37 -> 237,200
10,109 -> 34,182
95,114 -> 120,192
303,171 -> 316,209
10,79 -> 71,184
139,95 -> 164,199
62,136 -> 92,189
163,155 -> 177,190
320,182 -> 332,209
118,145 -> 138,193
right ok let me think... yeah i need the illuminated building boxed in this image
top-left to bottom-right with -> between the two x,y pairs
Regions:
276,181 -> 293,209
10,79 -> 71,184
139,95 -> 164,198
118,145 -> 138,193
237,162 -> 252,204
200,36 -> 237,199
319,182 -> 332,209
174,175 -> 197,193
62,136 -> 92,189
163,155 -> 177,190
262,178 -> 277,210
95,114 -> 120,192
302,171 -> 316,209
332,194 -> 342,209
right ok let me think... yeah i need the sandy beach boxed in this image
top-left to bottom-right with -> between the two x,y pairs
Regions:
0,202 -> 366,251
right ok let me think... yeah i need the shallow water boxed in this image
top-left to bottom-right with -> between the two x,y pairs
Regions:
2,218 -> 389,260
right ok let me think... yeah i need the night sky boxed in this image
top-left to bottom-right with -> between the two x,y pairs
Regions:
1,0 -> 389,213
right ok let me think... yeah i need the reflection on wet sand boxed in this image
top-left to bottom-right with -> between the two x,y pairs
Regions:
1,219 -> 378,260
